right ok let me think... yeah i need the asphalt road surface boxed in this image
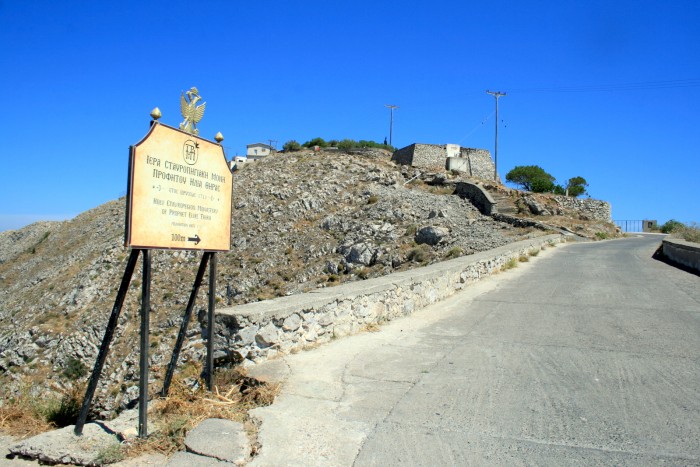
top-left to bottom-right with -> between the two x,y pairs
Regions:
251,235 -> 700,466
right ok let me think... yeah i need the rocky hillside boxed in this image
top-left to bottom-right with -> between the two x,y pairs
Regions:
0,149 -> 616,417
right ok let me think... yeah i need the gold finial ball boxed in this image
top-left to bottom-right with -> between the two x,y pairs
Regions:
214,132 -> 224,143
150,107 -> 162,120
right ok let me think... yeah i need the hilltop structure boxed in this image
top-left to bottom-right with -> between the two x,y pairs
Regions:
246,143 -> 276,162
392,143 -> 496,180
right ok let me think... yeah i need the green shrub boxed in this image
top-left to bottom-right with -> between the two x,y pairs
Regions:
96,444 -> 125,464
43,389 -> 83,427
283,140 -> 301,152
445,247 -> 463,259
302,137 -> 328,148
337,139 -> 356,150
407,247 -> 427,263
367,195 -> 379,204
660,219 -> 685,234
595,232 -> 608,240
62,357 -> 87,380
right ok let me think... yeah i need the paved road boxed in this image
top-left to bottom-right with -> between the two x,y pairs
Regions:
250,235 -> 700,466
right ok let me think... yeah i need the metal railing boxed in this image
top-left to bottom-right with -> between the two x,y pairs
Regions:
614,220 -> 649,233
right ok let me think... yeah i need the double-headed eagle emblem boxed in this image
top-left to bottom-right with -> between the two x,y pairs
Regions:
179,87 -> 206,135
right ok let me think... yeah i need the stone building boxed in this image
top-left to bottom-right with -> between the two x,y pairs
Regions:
392,143 -> 496,180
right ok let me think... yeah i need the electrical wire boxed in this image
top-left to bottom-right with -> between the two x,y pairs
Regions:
458,110 -> 495,144
507,79 -> 700,93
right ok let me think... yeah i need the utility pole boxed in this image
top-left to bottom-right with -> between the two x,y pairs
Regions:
486,90 -> 506,181
267,139 -> 277,152
384,104 -> 399,146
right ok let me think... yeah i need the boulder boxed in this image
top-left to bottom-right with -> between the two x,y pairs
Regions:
415,226 -> 449,246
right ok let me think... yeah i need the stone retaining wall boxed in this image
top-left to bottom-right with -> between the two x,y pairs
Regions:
662,237 -> 700,273
454,182 -> 497,215
553,195 -> 611,221
211,234 -> 564,366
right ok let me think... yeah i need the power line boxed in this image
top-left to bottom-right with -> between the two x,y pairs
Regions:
508,78 -> 700,94
458,110 -> 495,145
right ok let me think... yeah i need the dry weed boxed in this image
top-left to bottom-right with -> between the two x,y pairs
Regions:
0,383 -> 83,439
123,367 -> 279,458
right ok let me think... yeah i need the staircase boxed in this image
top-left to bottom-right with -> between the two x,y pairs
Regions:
488,190 -> 519,215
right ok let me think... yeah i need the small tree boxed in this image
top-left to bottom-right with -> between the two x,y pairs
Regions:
505,165 -> 556,193
283,140 -> 301,152
565,176 -> 588,197
660,219 -> 685,233
337,139 -> 356,150
302,137 -> 328,148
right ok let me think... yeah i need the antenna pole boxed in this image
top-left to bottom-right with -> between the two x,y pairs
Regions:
384,104 -> 399,146
486,90 -> 506,181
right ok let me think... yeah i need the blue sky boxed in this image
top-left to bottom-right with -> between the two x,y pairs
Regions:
1,0 -> 699,232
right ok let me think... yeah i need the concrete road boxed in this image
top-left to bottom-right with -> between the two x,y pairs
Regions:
250,235 -> 700,466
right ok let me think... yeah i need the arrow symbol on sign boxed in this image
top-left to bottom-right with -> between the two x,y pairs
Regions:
188,234 -> 201,245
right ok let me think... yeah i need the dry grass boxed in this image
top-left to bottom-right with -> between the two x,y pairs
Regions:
0,395 -> 54,439
673,223 -> 700,243
1,367 -> 280,462
0,383 -> 85,439
123,367 -> 279,458
501,257 -> 518,271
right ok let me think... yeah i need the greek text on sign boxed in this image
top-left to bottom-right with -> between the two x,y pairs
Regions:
125,122 -> 232,251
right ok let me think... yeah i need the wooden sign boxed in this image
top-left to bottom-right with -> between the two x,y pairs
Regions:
125,122 -> 232,251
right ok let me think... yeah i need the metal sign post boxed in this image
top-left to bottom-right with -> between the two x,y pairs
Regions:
75,250 -> 141,435
138,250 -> 151,438
75,88 -> 232,438
206,253 -> 217,389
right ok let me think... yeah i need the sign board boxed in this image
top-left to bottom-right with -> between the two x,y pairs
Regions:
125,122 -> 232,251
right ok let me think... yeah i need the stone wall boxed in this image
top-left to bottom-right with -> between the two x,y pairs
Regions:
390,144 -> 416,166
210,234 -> 563,366
392,143 -> 496,180
552,195 -> 611,221
412,144 -> 447,170
460,148 -> 494,179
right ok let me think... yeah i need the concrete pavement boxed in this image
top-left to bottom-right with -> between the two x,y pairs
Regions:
249,235 -> 700,466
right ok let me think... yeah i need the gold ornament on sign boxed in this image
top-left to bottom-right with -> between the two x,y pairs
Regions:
179,87 -> 206,135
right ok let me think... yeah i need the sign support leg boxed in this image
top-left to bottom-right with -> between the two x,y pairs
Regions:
138,249 -> 152,439
161,252 -> 212,397
75,249 -> 141,435
206,253 -> 217,390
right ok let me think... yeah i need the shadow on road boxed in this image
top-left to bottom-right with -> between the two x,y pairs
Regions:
652,245 -> 700,277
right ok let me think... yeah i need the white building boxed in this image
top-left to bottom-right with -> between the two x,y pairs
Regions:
246,143 -> 275,161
